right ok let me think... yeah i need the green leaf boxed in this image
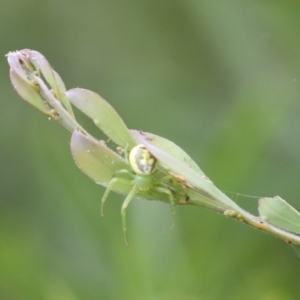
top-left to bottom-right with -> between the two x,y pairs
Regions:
28,50 -> 58,92
7,51 -> 34,83
130,129 -> 204,176
71,130 -> 127,187
9,69 -> 51,116
7,50 -> 74,121
28,50 -> 75,117
7,51 -> 42,109
258,196 -> 300,234
66,88 -> 136,148
134,130 -> 242,211
70,130 -> 172,203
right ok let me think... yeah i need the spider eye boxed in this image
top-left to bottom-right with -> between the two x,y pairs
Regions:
129,144 -> 157,175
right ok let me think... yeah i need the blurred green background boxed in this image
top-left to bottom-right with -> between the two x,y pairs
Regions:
1,0 -> 300,299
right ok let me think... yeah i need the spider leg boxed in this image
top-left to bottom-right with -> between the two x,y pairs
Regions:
153,185 -> 175,229
153,175 -> 178,210
154,174 -> 179,189
121,185 -> 138,246
155,174 -> 171,182
101,176 -> 133,217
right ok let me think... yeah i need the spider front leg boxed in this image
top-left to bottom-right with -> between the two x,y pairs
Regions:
101,168 -> 138,245
121,185 -> 138,246
153,175 -> 177,214
154,185 -> 175,214
101,169 -> 134,217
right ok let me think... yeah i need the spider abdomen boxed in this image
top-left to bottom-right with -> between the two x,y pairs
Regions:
129,144 -> 157,175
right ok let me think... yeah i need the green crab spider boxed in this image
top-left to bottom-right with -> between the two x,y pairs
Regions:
101,144 -> 176,245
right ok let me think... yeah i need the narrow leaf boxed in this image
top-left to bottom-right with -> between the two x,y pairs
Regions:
10,69 -> 50,116
135,130 -> 242,211
28,50 -> 74,117
130,129 -> 204,176
66,88 -> 136,148
70,130 -> 171,203
259,196 -> 300,234
7,51 -> 33,83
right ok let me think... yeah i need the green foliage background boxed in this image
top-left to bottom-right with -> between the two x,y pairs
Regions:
1,1 -> 300,299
